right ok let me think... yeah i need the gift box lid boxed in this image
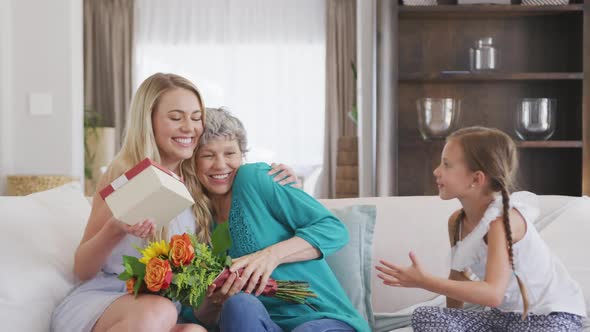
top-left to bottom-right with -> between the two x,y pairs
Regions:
99,158 -> 182,200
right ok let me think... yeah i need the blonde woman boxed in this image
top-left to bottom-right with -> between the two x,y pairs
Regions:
376,127 -> 586,332
51,73 -> 298,332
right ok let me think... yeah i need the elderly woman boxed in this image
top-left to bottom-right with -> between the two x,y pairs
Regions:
183,108 -> 369,332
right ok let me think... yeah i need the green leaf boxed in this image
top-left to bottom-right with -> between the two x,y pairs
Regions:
118,271 -> 132,281
211,222 -> 232,256
133,278 -> 143,296
224,255 -> 232,267
122,255 -> 146,279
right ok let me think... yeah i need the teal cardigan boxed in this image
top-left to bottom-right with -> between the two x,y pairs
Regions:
226,163 -> 370,332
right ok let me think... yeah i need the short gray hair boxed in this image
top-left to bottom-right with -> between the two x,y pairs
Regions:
199,107 -> 248,153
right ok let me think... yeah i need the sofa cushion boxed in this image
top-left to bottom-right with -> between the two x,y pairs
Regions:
326,204 -> 376,327
0,182 -> 89,331
540,196 -> 590,325
322,196 -> 461,314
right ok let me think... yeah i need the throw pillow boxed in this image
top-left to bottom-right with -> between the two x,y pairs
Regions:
0,182 -> 90,331
326,204 -> 376,328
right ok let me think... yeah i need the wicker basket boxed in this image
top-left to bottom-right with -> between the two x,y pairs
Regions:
335,136 -> 359,198
6,175 -> 79,196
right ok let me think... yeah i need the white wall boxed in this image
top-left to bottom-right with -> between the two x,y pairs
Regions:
0,0 -> 84,194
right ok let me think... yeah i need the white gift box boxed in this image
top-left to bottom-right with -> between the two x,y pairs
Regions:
99,158 -> 195,227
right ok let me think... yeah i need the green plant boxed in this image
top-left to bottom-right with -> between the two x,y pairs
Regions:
348,61 -> 358,126
83,108 -> 103,181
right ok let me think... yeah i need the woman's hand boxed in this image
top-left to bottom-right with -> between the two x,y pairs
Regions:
268,163 -> 302,188
375,251 -> 428,288
230,248 -> 280,296
109,217 -> 156,239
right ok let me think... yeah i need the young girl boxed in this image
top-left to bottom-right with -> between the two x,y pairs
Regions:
51,73 -> 298,332
376,126 -> 586,331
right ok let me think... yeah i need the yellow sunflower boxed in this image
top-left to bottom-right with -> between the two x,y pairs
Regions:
139,240 -> 170,265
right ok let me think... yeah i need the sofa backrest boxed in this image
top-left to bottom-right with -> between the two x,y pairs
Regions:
320,194 -> 585,316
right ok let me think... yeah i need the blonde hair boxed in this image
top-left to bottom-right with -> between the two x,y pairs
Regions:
448,126 -> 529,319
101,73 -> 211,242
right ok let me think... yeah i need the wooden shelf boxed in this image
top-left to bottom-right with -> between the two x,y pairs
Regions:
387,0 -> 588,196
401,140 -> 582,149
516,140 -> 582,148
399,4 -> 583,19
400,72 -> 583,82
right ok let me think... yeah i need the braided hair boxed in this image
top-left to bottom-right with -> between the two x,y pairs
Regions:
448,127 -> 529,319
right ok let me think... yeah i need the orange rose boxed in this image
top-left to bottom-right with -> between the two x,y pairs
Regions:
125,277 -> 136,294
170,233 -> 195,267
144,257 -> 173,292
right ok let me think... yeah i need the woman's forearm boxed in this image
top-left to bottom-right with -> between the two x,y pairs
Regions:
73,220 -> 126,281
423,274 -> 504,308
269,236 -> 321,264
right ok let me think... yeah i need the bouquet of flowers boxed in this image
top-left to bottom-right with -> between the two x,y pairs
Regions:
118,232 -> 317,309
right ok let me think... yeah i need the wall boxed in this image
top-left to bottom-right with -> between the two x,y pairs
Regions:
0,0 -> 84,194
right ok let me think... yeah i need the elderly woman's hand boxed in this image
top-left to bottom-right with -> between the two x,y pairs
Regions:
268,163 -> 302,188
205,270 -> 241,306
230,248 -> 280,296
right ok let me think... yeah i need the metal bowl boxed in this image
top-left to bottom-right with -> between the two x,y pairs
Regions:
417,98 -> 461,140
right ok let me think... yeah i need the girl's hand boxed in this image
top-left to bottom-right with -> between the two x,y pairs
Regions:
375,251 -> 428,288
110,217 -> 156,239
230,248 -> 280,296
268,163 -> 302,188
206,271 -> 241,306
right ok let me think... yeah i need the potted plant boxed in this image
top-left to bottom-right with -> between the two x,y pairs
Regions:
335,61 -> 359,198
84,108 -> 116,196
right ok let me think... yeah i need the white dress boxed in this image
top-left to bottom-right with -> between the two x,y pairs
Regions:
451,191 -> 586,317
51,208 -> 197,332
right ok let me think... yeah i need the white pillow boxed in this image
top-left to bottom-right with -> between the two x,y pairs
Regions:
540,196 -> 590,324
0,182 -> 90,331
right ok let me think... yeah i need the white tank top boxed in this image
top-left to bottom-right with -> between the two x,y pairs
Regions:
451,191 -> 586,317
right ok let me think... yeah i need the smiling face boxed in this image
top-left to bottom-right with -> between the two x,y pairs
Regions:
432,139 -> 476,200
196,137 -> 243,197
152,88 -> 203,171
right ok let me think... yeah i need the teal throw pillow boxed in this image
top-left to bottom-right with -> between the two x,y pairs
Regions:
326,204 -> 376,329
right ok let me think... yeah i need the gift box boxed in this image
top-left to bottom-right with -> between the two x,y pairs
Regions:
99,158 -> 195,227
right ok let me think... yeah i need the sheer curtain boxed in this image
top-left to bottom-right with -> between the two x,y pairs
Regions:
134,0 -> 326,189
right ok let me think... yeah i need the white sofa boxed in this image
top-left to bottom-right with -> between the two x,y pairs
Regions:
0,182 -> 588,331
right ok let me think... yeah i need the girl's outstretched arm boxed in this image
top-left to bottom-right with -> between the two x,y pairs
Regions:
375,217 -> 512,308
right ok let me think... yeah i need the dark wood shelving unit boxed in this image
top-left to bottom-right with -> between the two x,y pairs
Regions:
386,1 -> 589,196
517,140 -> 583,148
400,139 -> 583,148
400,72 -> 583,82
400,4 -> 583,18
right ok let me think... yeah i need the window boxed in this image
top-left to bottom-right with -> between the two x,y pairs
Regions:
134,0 -> 326,188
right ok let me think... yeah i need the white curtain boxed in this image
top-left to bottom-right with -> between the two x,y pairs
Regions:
134,0 -> 326,181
